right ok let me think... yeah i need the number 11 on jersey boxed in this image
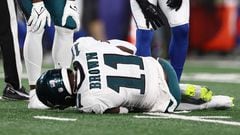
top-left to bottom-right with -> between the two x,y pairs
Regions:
104,54 -> 146,94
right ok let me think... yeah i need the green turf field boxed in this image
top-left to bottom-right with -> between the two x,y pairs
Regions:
0,59 -> 240,135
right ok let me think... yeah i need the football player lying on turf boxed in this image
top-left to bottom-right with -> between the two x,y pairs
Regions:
28,37 -> 234,113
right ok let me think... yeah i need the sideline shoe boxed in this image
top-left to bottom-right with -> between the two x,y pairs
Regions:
2,84 -> 29,100
180,84 -> 213,104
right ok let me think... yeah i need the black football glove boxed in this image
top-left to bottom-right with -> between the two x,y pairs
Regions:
166,0 -> 182,11
136,0 -> 164,30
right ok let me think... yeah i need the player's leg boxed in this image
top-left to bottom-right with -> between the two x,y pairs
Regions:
158,0 -> 190,81
23,29 -> 44,89
180,83 -> 213,104
177,95 -> 234,111
130,0 -> 157,56
158,59 -> 233,111
18,0 -> 44,89
158,58 -> 181,110
45,0 -> 75,68
52,26 -> 73,68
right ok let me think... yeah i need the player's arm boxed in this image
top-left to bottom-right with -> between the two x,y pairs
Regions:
28,0 -> 51,33
77,92 -> 127,114
104,107 -> 129,114
79,101 -> 129,114
77,94 -> 109,114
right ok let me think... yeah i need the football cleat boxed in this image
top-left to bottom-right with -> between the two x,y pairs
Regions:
2,84 -> 29,100
180,84 -> 213,104
205,95 -> 234,109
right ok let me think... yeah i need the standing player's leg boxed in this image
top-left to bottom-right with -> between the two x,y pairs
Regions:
23,29 -> 44,89
45,0 -> 78,68
18,0 -> 44,89
52,26 -> 74,68
130,0 -> 157,56
158,0 -> 190,81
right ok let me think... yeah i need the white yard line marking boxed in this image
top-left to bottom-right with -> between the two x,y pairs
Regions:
0,96 -> 2,100
145,113 -> 231,119
174,110 -> 191,114
134,113 -> 240,126
135,115 -> 168,119
33,116 -> 77,121
195,116 -> 232,119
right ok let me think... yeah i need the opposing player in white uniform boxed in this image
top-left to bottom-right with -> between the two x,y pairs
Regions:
30,37 -> 234,114
18,0 -> 82,90
131,0 -> 189,81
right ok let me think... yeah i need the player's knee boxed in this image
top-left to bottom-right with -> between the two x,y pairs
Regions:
54,17 -> 77,30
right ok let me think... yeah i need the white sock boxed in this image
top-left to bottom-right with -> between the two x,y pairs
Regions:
52,26 -> 74,68
23,28 -> 44,85
28,89 -> 49,109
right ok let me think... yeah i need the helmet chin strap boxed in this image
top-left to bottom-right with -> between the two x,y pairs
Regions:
74,68 -> 83,92
73,69 -> 80,94
61,68 -> 72,95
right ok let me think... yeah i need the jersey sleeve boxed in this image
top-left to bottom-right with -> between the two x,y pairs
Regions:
108,39 -> 137,54
78,96 -> 109,114
76,91 -> 125,114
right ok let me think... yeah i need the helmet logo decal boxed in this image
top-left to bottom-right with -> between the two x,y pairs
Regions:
49,80 -> 56,88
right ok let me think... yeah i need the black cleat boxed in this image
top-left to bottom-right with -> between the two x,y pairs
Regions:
2,84 -> 29,100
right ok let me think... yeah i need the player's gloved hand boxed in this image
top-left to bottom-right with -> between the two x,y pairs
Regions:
166,0 -> 182,11
136,0 -> 164,30
27,1 -> 51,33
62,0 -> 80,31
